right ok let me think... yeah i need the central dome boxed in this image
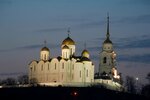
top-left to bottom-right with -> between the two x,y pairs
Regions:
62,37 -> 75,45
41,46 -> 49,51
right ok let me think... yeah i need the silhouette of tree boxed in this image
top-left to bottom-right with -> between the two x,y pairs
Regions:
141,72 -> 150,99
0,79 -> 2,85
30,78 -> 38,86
2,77 -> 17,86
17,75 -> 28,85
125,76 -> 136,94
146,72 -> 150,83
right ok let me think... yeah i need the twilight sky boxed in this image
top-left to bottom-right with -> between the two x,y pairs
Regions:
0,0 -> 150,84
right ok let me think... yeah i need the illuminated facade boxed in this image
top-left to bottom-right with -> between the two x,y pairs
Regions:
93,15 -> 122,91
99,15 -> 120,79
29,30 -> 94,86
28,15 -> 122,90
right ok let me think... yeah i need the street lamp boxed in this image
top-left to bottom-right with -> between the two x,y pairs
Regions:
135,77 -> 139,94
136,77 -> 139,81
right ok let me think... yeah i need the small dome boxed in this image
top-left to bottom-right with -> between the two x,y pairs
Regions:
103,37 -> 112,44
41,47 -> 49,51
62,37 -> 75,45
81,49 -> 90,58
62,45 -> 69,49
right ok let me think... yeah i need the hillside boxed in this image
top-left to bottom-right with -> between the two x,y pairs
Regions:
0,86 -> 148,100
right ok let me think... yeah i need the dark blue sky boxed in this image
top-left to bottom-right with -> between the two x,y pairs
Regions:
0,0 -> 150,84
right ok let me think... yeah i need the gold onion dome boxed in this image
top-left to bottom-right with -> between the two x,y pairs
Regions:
62,36 -> 75,45
41,46 -> 49,51
62,45 -> 69,49
81,49 -> 89,56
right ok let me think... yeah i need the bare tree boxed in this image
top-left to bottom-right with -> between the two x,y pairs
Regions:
17,75 -> 29,85
2,77 -> 17,86
141,72 -> 150,98
125,76 -> 136,94
30,78 -> 38,86
146,72 -> 150,84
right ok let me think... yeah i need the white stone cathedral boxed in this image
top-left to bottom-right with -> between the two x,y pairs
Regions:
29,30 -> 94,86
28,15 -> 122,89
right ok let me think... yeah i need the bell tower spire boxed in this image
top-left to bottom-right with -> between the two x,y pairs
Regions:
103,13 -> 112,44
106,13 -> 110,39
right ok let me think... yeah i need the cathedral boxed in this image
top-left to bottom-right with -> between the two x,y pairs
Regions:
29,15 -> 122,89
29,30 -> 94,86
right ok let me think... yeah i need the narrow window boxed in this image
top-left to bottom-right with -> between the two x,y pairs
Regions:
62,74 -> 63,80
86,70 -> 88,77
44,54 -> 46,60
62,63 -> 64,69
48,64 -> 49,70
72,64 -> 74,70
41,65 -> 43,71
71,49 -> 72,55
103,57 -> 107,64
72,74 -> 74,80
80,71 -> 81,78
30,67 -> 32,72
55,63 -> 56,70
34,65 -> 36,71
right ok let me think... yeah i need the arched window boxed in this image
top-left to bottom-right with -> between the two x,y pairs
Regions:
62,74 -> 63,80
44,54 -> 46,60
62,63 -> 64,69
71,48 -> 72,55
41,65 -> 43,71
80,71 -> 81,78
72,64 -> 74,70
55,63 -> 57,70
72,74 -> 74,80
103,57 -> 107,64
34,65 -> 36,71
48,64 -> 49,70
86,70 -> 88,77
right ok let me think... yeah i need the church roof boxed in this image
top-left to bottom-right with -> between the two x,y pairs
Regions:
41,46 -> 49,51
62,36 -> 75,45
81,57 -> 91,61
103,37 -> 112,44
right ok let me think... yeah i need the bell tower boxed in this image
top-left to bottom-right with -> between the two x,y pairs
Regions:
99,14 -> 116,78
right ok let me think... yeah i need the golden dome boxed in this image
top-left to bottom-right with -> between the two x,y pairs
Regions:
41,47 -> 49,51
62,37 -> 75,45
81,49 -> 90,58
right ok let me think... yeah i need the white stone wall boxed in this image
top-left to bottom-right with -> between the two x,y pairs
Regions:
29,57 -> 94,85
99,50 -> 114,74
